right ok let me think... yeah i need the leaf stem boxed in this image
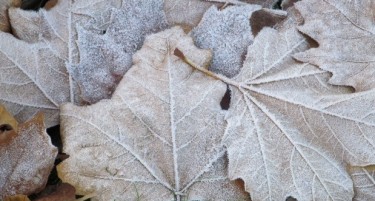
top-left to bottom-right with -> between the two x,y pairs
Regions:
173,48 -> 242,88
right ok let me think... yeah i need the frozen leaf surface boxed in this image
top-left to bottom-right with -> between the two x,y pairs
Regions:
0,111 -> 57,198
57,27 -> 249,201
191,5 -> 261,78
71,0 -> 168,103
176,17 -> 375,199
0,0 -> 168,126
221,25 -> 375,200
294,0 -> 375,91
351,167 -> 375,201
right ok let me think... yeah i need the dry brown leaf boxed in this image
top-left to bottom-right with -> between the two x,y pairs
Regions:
57,27 -> 249,200
293,0 -> 375,91
0,112 -> 57,198
3,195 -> 30,201
34,183 -> 76,201
0,0 -> 21,32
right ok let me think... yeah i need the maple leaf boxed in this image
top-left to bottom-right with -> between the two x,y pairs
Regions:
0,0 -> 168,127
293,0 -> 375,92
177,10 -> 375,199
0,107 -> 57,198
57,27 -> 249,200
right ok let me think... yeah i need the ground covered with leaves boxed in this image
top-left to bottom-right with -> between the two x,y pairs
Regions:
1,0 -> 375,200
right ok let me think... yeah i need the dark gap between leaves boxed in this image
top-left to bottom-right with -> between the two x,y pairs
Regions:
21,0 -> 50,11
272,0 -> 283,10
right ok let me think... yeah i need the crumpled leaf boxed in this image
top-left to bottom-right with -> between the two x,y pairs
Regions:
57,27 -> 249,200
293,0 -> 375,92
0,0 -> 21,32
71,0 -> 168,103
0,111 -> 58,198
221,23 -> 375,200
191,5 -> 286,77
0,0 -> 168,127
350,167 -> 375,201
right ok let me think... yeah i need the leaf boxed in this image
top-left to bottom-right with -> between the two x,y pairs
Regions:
350,167 -> 375,201
178,10 -> 375,198
33,183 -> 76,201
0,0 -> 168,126
0,0 -> 21,32
3,195 -> 30,201
0,111 -> 58,198
71,0 -> 168,103
222,25 -> 375,200
191,5 -> 286,77
293,0 -> 375,91
57,27 -> 249,200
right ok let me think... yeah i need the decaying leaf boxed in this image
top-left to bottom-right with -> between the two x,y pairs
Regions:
3,195 -> 30,201
57,27 -> 249,200
293,0 -> 375,92
71,0 -> 168,103
34,183 -> 76,201
0,112 -> 57,198
0,104 -> 18,145
0,0 -> 21,32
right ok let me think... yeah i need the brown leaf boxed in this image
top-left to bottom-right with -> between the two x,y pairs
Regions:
293,0 -> 375,91
3,195 -> 30,201
0,104 -> 18,144
34,183 -> 76,201
0,0 -> 21,32
0,112 -> 58,198
57,27 -> 249,200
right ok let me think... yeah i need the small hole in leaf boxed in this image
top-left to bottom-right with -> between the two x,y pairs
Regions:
0,124 -> 13,134
101,30 -> 107,34
286,196 -> 297,201
220,85 -> 231,110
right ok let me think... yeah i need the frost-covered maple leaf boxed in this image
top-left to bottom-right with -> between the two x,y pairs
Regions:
294,0 -> 375,92
57,27 -> 249,201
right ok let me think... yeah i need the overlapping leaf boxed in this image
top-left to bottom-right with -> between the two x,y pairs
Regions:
0,109 -> 57,198
294,0 -> 375,91
221,20 -> 375,201
57,27 -> 249,201
0,0 -> 168,126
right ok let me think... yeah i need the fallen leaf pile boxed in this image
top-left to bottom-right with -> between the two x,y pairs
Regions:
1,0 -> 375,200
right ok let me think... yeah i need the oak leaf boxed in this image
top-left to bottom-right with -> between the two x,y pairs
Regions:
0,108 -> 57,198
57,27 -> 249,201
293,0 -> 375,91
